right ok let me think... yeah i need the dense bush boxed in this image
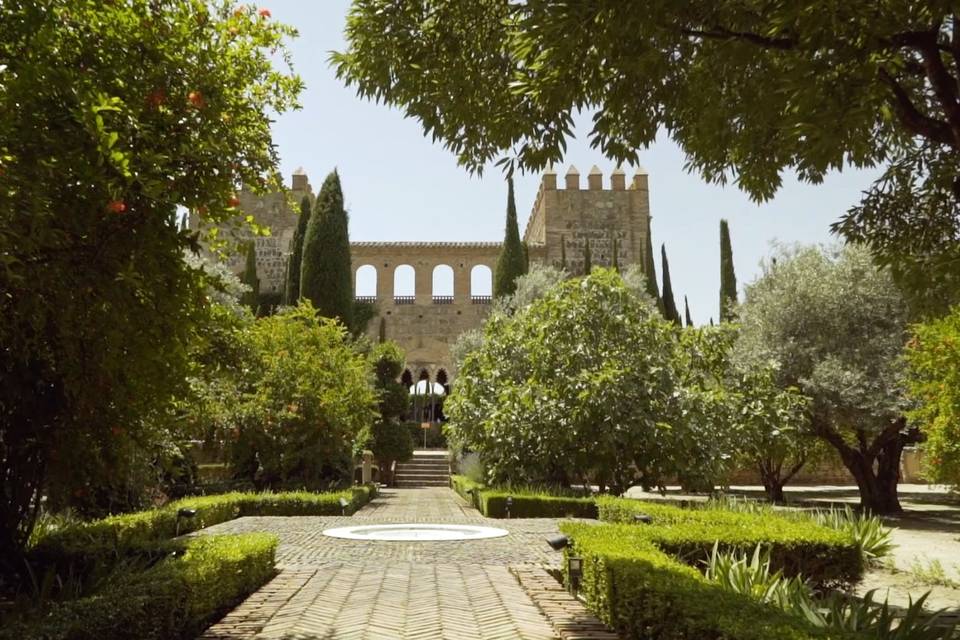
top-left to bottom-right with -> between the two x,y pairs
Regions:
229,303 -> 377,489
559,522 -> 861,640
362,342 -> 412,484
2,534 -> 277,640
447,270 -> 695,493
596,497 -> 863,588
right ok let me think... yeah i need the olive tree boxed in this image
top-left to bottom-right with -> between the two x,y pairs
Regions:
735,244 -> 915,513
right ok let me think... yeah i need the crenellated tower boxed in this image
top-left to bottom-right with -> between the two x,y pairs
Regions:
523,165 -> 651,274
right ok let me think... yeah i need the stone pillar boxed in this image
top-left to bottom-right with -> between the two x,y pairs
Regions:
415,263 -> 432,304
565,165 -> 580,190
455,262 -> 472,302
373,265 -> 385,302
361,450 -> 373,484
611,167 -> 626,190
587,165 -> 602,190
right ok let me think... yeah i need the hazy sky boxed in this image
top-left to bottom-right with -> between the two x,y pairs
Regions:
264,1 -> 880,325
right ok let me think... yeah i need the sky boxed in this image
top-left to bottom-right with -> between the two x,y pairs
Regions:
264,1 -> 881,326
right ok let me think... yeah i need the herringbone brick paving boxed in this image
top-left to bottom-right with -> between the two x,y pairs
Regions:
199,487 -> 618,639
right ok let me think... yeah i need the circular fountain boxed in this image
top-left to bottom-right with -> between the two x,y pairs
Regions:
321,523 -> 509,541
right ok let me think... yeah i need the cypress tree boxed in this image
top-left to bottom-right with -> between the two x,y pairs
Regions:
300,170 -> 354,327
284,195 -> 312,304
684,295 -> 694,327
493,177 -> 527,297
583,240 -> 592,275
378,317 -> 387,343
643,218 -> 662,312
719,218 -> 738,322
611,237 -> 620,273
661,244 -> 681,325
560,234 -> 567,270
240,241 -> 259,311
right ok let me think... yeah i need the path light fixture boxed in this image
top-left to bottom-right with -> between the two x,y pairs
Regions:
505,495 -> 513,519
175,508 -> 197,536
339,497 -> 350,516
545,534 -> 569,551
633,513 -> 653,524
567,556 -> 583,595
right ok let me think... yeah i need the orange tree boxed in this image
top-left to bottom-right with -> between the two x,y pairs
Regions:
0,0 -> 302,571
905,309 -> 960,488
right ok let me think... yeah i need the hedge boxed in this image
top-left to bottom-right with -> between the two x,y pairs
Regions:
30,485 -> 377,577
1,534 -> 277,640
449,475 -> 596,518
560,522 -> 862,640
596,496 -> 863,588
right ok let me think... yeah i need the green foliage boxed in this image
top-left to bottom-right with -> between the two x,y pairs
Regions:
720,219 -> 738,321
0,0 -> 302,564
284,196 -> 312,304
559,235 -> 567,270
448,269 -> 695,493
300,170 -> 354,327
364,342 -> 411,480
735,244 -> 914,513
3,534 -> 277,640
660,244 -> 681,325
684,295 -> 694,327
560,522 -> 844,640
228,303 -> 377,489
240,241 -> 260,311
905,307 -> 960,488
334,3 -> 960,309
582,240 -> 592,275
595,497 -> 863,589
705,543 -> 813,612
493,177 -> 528,298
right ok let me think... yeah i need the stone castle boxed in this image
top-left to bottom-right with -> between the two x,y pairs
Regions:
204,165 -> 651,382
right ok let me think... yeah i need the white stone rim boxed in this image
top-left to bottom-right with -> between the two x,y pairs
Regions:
321,523 -> 509,541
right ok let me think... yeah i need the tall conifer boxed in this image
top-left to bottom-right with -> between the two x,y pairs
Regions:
560,234 -> 567,270
643,218 -> 662,312
284,195 -> 312,304
240,241 -> 259,311
661,244 -> 681,325
300,170 -> 354,327
719,218 -> 738,321
583,240 -> 592,275
494,177 -> 527,297
684,296 -> 694,327
611,237 -> 620,272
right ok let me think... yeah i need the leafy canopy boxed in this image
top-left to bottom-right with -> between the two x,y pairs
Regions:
333,2 -> 960,309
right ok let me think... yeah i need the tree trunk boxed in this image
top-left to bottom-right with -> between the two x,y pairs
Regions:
815,417 -> 920,514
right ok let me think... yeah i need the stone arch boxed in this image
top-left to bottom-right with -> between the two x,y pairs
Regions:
355,264 -> 377,299
418,368 -> 431,382
400,368 -> 413,388
432,264 -> 454,299
393,264 -> 415,300
470,264 -> 493,298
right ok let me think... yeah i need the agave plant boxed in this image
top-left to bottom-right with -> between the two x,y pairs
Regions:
808,505 -> 896,564
704,542 -> 815,611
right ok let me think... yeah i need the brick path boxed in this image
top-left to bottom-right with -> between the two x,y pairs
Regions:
199,487 -> 617,640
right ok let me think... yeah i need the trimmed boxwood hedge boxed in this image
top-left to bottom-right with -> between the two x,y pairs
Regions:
596,496 -> 863,588
1,534 -> 277,640
30,485 -> 377,575
449,475 -> 596,518
560,522 -> 863,640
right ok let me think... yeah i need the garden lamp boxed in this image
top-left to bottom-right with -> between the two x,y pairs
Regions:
506,495 -> 513,519
567,556 -> 583,594
545,534 -> 569,551
175,508 -> 197,536
339,497 -> 350,516
633,513 -> 653,524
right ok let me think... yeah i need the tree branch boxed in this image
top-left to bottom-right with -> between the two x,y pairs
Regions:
877,67 -> 955,145
679,26 -> 794,50
782,457 -> 807,484
911,30 -> 960,144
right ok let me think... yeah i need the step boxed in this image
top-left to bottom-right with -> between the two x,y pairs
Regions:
396,465 -> 449,472
396,480 -> 450,487
395,474 -> 449,480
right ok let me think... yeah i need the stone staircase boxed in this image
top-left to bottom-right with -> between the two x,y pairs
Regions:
394,450 -> 450,487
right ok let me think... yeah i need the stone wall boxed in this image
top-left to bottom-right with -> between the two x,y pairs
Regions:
199,166 -> 651,378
